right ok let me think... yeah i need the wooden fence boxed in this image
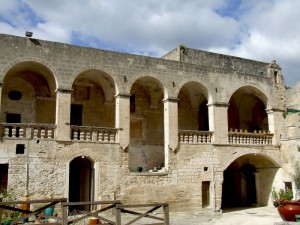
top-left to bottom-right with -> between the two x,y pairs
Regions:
0,199 -> 169,225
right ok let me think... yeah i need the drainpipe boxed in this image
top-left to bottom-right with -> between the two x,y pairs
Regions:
211,150 -> 216,211
26,144 -> 29,194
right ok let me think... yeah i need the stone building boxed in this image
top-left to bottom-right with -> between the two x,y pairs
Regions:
0,33 -> 298,212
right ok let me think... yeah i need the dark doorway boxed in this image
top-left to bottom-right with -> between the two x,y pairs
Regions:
0,164 -> 8,191
69,156 -> 93,211
6,113 -> 21,123
6,113 -> 21,137
222,163 -> 257,208
202,181 -> 210,207
198,100 -> 209,131
70,104 -> 83,126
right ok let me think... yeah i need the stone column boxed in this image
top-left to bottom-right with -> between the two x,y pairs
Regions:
163,98 -> 178,169
0,83 -> 3,123
266,108 -> 285,145
254,172 -> 261,206
115,93 -> 130,151
55,88 -> 72,141
213,171 -> 223,212
208,102 -> 229,144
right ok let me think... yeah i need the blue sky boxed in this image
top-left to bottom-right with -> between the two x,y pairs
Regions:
0,0 -> 299,87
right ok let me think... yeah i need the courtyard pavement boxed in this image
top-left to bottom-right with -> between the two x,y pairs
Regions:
102,206 -> 285,224
168,206 -> 283,225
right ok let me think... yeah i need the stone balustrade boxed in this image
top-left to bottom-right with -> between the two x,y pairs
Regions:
228,130 -> 273,145
71,125 -> 119,143
1,123 -> 55,139
179,130 -> 213,144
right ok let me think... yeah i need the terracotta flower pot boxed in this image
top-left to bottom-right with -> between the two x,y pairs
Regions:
277,199 -> 300,221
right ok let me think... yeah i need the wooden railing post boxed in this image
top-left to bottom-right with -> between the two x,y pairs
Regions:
115,204 -> 121,225
163,204 -> 170,225
61,203 -> 68,225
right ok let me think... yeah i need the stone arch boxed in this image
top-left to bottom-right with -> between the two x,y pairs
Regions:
124,73 -> 168,99
68,155 -> 95,211
177,81 -> 210,131
175,78 -> 213,104
71,67 -> 118,102
70,69 -> 116,128
128,76 -> 165,172
221,153 -> 280,208
228,86 -> 269,133
1,60 -> 57,124
0,58 -> 58,95
228,85 -> 268,107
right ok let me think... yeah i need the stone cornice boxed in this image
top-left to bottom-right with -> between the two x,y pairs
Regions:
163,97 -> 179,103
207,102 -> 230,107
55,88 -> 73,94
114,93 -> 131,99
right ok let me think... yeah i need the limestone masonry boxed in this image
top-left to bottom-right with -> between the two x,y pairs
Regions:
0,33 -> 299,212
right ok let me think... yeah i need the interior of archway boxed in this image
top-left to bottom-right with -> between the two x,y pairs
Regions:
222,154 -> 279,208
2,62 -> 56,124
178,82 -> 209,131
69,156 -> 93,211
129,77 -> 164,172
71,70 -> 115,127
228,87 -> 268,132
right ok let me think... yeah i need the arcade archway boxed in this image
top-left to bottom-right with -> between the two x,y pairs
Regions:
221,154 -> 279,208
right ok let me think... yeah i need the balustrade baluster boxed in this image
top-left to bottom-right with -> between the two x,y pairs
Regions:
41,129 -> 45,139
86,131 -> 91,141
12,127 -> 16,138
104,131 -> 109,142
110,132 -> 115,142
98,131 -> 104,141
73,130 -> 78,140
47,129 -> 53,139
4,127 -> 9,138
19,127 -> 24,138
79,130 -> 85,140
33,128 -> 39,139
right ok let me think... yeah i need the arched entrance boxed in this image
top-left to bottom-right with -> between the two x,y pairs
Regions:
222,162 -> 256,207
221,154 -> 279,208
69,156 -> 94,211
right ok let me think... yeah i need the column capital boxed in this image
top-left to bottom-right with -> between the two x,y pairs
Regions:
114,93 -> 131,99
55,88 -> 73,94
266,108 -> 285,113
163,97 -> 179,103
207,102 -> 230,107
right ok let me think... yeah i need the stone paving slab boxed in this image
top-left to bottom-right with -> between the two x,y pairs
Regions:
168,206 -> 283,225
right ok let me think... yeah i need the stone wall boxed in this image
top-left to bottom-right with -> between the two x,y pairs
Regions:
0,33 -> 294,212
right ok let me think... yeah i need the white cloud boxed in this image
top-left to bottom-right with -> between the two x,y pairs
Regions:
0,0 -> 299,86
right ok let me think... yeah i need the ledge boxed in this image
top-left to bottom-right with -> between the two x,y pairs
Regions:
130,172 -> 168,176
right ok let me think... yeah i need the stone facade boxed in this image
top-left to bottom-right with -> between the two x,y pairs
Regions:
0,33 -> 298,212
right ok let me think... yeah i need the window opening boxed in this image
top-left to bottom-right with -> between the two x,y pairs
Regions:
130,95 -> 135,113
8,90 -> 22,100
0,164 -> 8,190
16,144 -> 25,154
285,182 -> 292,192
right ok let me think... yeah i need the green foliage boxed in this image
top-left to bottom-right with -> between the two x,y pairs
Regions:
0,189 -> 20,223
291,161 -> 300,191
278,189 -> 293,200
272,188 -> 293,207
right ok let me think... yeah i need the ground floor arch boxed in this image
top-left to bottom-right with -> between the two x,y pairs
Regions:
69,156 -> 94,211
221,153 -> 279,208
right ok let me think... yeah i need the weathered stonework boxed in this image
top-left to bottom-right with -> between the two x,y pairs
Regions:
0,33 -> 298,213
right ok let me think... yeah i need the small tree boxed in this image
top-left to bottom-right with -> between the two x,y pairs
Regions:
291,161 -> 300,199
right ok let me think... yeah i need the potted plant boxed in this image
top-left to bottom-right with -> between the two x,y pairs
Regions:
272,188 -> 300,221
272,161 -> 300,221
